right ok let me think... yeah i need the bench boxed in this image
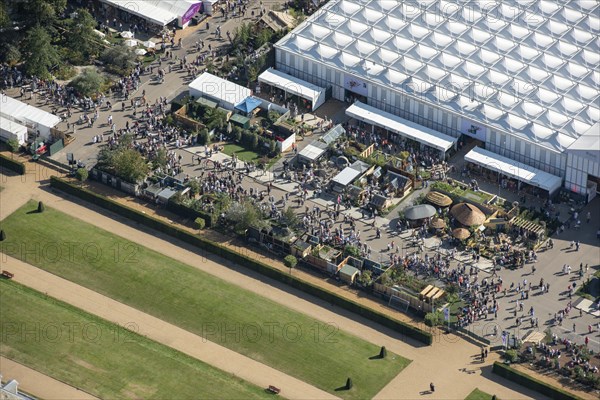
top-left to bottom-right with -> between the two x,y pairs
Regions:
267,385 -> 281,395
1,270 -> 14,279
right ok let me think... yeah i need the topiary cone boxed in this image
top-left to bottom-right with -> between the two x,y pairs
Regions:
379,346 -> 387,358
38,201 -> 45,213
0,230 -> 5,241
346,377 -> 353,390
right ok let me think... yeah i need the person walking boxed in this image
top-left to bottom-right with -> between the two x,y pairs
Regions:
429,383 -> 435,392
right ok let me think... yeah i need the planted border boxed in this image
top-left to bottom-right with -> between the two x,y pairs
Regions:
0,154 -> 25,175
49,176 -> 433,345
492,362 -> 583,400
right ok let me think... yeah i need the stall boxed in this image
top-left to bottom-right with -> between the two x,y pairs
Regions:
258,68 -> 327,111
0,116 -> 27,145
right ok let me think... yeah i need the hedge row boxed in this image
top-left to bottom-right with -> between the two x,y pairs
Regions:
492,362 -> 582,400
50,176 -> 433,345
0,154 -> 26,175
166,199 -> 215,227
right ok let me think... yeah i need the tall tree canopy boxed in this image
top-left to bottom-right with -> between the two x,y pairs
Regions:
21,25 -> 60,79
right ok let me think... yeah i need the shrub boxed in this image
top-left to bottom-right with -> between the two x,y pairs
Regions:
283,255 -> 297,269
37,201 -> 45,213
197,129 -> 210,145
504,349 -> 519,363
0,230 -> 5,241
6,138 -> 20,153
195,217 -> 206,230
379,346 -> 387,358
344,244 -> 361,258
0,154 -> 25,174
424,311 -> 443,327
346,377 -> 353,390
75,168 -> 89,182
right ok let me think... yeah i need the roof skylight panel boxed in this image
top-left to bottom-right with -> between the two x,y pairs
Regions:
530,32 -> 555,50
443,73 -> 473,92
395,56 -> 424,74
521,11 -> 546,29
459,6 -> 483,24
567,120 -> 592,138
448,40 -> 477,59
502,24 -> 531,42
569,28 -> 594,46
464,27 -> 492,45
472,0 -> 498,14
555,7 -> 585,25
382,35 -> 415,53
315,44 -> 340,60
380,16 -> 407,33
540,20 -> 570,39
579,107 -> 600,124
408,44 -> 439,61
457,95 -> 481,111
592,71 -> 600,87
339,51 -> 362,68
577,15 -> 600,35
371,48 -> 400,66
402,23 -> 431,41
514,0 -> 537,10
361,27 -> 392,45
557,97 -> 586,116
433,53 -> 463,71
323,31 -> 354,49
544,75 -> 576,94
514,44 -> 541,62
342,19 -> 370,37
336,0 -> 362,17
299,23 -> 331,40
382,68 -> 409,86
363,60 -> 386,76
489,36 -> 517,54
496,57 -> 527,76
534,87 -> 561,106
515,101 -> 545,119
476,15 -> 507,32
423,65 -> 448,82
472,83 -> 497,101
497,3 -> 522,21
472,48 -> 501,67
437,0 -> 460,18
347,39 -> 377,58
552,41 -> 579,59
421,11 -> 445,29
481,70 -> 511,88
393,3 -> 422,21
537,0 -> 561,17
459,60 -> 487,79
316,11 -> 347,29
542,110 -> 571,129
538,53 -> 565,71
493,91 -> 520,110
564,62 -> 590,81
521,65 -> 551,84
505,113 -> 529,129
571,0 -> 598,12
569,84 -> 600,103
509,77 -> 537,96
439,21 -> 469,38
291,35 -> 317,52
366,0 -> 397,13
432,86 -> 458,103
406,77 -> 433,94
423,31 -> 454,49
354,7 -> 384,25
415,0 -> 437,8
527,123 -> 554,141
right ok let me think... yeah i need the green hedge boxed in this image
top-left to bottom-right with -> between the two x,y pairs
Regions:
492,362 -> 582,400
0,154 -> 26,175
166,199 -> 215,227
50,176 -> 433,345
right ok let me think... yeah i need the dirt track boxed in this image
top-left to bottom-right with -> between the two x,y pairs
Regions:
1,162 -> 594,400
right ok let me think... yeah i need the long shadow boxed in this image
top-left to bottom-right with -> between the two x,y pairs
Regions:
41,184 -> 429,349
334,385 -> 348,392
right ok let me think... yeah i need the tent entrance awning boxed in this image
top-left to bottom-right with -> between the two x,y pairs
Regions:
346,102 -> 457,153
99,0 -> 178,26
258,68 -> 326,111
465,147 -> 562,194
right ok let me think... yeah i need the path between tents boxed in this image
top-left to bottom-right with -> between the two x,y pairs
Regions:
0,356 -> 99,400
2,255 -> 338,400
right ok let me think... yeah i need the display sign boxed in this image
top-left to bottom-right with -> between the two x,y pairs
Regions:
344,74 -> 368,97
182,3 -> 202,25
461,119 -> 487,142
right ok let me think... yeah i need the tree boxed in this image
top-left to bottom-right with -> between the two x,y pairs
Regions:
344,244 -> 361,258
75,167 -> 88,182
21,25 -> 60,79
1,44 -> 21,66
101,45 -> 136,75
225,200 -> 268,233
195,217 -> 206,230
0,230 -> 5,241
424,311 -> 443,327
15,0 -> 66,27
151,147 -> 168,170
284,255 -> 297,269
379,346 -> 387,359
345,378 -> 353,390
97,142 -> 149,184
68,69 -> 104,97
37,201 -> 45,213
197,128 -> 210,145
63,9 -> 102,63
6,138 -> 19,153
280,207 -> 299,229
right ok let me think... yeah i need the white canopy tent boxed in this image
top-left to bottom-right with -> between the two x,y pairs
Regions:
332,166 -> 362,187
346,101 -> 457,154
99,0 -> 178,26
298,141 -> 327,164
0,95 -> 61,139
465,146 -> 562,194
0,116 -> 27,145
258,68 -> 326,111
189,73 -> 252,111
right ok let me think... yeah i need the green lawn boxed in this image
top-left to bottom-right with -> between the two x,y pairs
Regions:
0,202 -> 410,399
465,388 -> 496,400
222,143 -> 260,162
0,280 -> 266,399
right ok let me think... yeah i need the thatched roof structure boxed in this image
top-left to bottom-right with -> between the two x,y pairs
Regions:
430,218 -> 446,229
450,203 -> 486,226
426,191 -> 453,207
452,227 -> 471,240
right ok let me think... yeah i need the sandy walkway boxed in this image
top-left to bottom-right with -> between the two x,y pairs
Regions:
0,356 -> 98,400
2,255 -> 337,400
1,165 -> 592,399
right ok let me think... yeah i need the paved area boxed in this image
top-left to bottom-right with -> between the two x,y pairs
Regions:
0,357 -> 98,400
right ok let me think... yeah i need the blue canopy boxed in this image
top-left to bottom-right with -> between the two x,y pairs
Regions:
235,97 -> 261,114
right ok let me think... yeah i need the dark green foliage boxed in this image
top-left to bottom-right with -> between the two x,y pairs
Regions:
0,154 -> 25,175
346,377 -> 353,390
37,201 -> 45,213
0,230 -> 6,241
283,255 -> 297,269
380,346 -> 387,359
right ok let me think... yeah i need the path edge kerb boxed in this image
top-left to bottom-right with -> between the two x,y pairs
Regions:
48,176 -> 433,345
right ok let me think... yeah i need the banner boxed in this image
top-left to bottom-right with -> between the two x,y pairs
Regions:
344,75 -> 368,97
461,119 -> 487,142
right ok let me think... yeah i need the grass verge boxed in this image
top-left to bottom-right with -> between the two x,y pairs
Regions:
0,201 -> 410,399
222,143 -> 260,162
465,388 -> 496,400
0,279 -> 266,399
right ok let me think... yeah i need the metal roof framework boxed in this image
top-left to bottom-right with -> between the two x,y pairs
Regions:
275,0 -> 600,153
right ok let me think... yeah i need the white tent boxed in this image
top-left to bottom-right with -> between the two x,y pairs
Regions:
99,0 -> 202,27
465,146 -> 562,194
0,95 -> 61,139
123,39 -> 138,47
135,48 -> 147,56
120,31 -> 134,38
346,102 -> 457,153
0,116 -> 27,145
189,73 -> 251,110
258,68 -> 327,111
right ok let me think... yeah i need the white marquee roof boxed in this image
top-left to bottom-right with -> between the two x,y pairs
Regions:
346,101 -> 457,152
189,73 -> 251,109
276,0 -> 600,153
0,95 -> 61,130
258,68 -> 325,105
98,0 -> 181,26
466,147 -> 562,193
